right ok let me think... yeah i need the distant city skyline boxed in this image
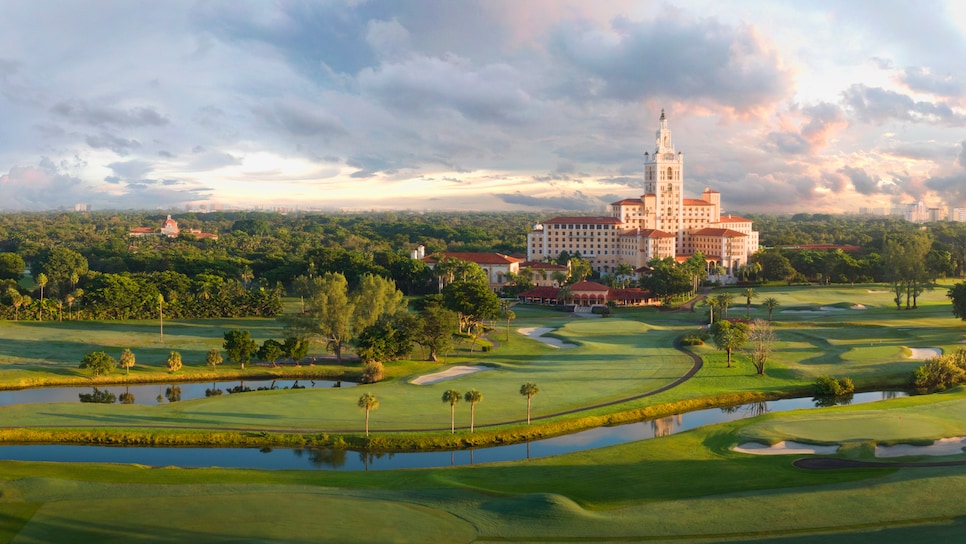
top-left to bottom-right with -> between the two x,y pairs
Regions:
1,1 -> 965,213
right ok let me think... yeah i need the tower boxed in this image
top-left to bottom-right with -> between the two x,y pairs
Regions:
643,109 -> 684,252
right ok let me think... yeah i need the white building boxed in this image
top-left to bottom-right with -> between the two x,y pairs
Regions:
527,110 -> 759,278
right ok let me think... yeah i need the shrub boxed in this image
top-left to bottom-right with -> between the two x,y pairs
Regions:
166,351 -> 183,373
913,355 -> 966,392
680,330 -> 709,346
361,361 -> 384,384
813,375 -> 855,397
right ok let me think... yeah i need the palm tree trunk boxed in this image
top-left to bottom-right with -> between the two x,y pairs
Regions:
451,405 -> 455,434
365,409 -> 370,437
527,396 -> 531,424
470,403 -> 476,432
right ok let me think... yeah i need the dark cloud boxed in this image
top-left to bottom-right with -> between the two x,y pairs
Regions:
839,166 -> 882,195
347,155 -> 398,178
548,14 -> 791,110
188,152 -> 242,171
900,67 -> 965,97
765,131 -> 810,155
358,54 -> 539,125
258,97 -> 348,138
107,159 -> 153,180
842,84 -> 966,125
765,102 -> 846,155
494,191 -> 604,211
51,99 -> 168,127
85,134 -> 141,155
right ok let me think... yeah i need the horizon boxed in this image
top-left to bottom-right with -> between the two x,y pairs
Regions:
1,1 -> 965,214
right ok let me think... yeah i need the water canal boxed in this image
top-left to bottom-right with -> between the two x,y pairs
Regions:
0,390 -> 905,471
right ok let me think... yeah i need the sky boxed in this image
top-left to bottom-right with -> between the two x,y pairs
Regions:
1,0 -> 965,215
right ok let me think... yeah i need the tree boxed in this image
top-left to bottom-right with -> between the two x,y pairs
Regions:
442,389 -> 461,433
205,348 -> 223,371
0,253 -> 25,281
748,319 -> 775,375
7,288 -> 23,321
950,282 -> 966,322
762,297 -> 780,322
417,302 -> 459,362
282,336 -> 310,364
464,389 -> 482,432
258,339 -> 284,367
167,351 -> 183,372
742,288 -> 757,318
710,320 -> 750,368
306,272 -> 354,363
519,382 -> 539,424
79,351 -> 116,378
118,348 -> 136,375
712,293 -> 735,319
223,329 -> 258,369
358,392 -> 379,437
500,301 -> 516,343
36,273 -> 47,321
158,294 -> 165,343
442,280 -> 500,335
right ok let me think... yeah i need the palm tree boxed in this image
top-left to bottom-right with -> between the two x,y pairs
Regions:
763,297 -> 780,322
704,297 -> 720,325
519,382 -> 540,424
713,293 -> 735,319
36,273 -> 47,321
8,289 -> 22,321
442,389 -> 461,433
742,288 -> 757,318
500,301 -> 516,342
158,294 -> 165,343
358,392 -> 379,437
464,389 -> 483,432
615,262 -> 634,288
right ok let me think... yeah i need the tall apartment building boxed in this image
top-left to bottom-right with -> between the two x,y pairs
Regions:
527,111 -> 759,278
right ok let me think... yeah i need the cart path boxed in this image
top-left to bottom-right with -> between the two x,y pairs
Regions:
0,336 -> 704,436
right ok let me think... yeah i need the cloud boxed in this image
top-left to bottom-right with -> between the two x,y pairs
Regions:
51,99 -> 169,127
839,165 -> 883,195
366,18 -> 411,59
548,14 -> 791,111
842,84 -> 966,125
107,159 -> 153,180
85,134 -> 141,155
900,67 -> 965,97
257,97 -> 348,138
765,102 -> 846,155
494,190 -> 604,211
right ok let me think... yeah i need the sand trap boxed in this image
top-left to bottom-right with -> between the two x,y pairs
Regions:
868,290 -> 890,293
518,327 -> 576,348
876,437 -> 966,458
410,365 -> 490,385
908,347 -> 943,360
734,441 -> 840,455
851,304 -> 868,310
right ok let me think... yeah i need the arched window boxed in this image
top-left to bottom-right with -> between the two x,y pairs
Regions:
667,167 -> 673,180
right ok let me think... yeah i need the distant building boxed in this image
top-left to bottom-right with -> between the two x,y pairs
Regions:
420,252 -> 522,291
953,208 -> 966,223
526,110 -> 759,281
130,215 -> 219,240
74,203 -> 91,212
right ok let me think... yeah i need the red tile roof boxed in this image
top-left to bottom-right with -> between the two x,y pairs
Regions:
610,198 -> 642,206
683,198 -> 714,206
692,227 -> 748,237
569,280 -> 610,292
543,216 -> 622,225
718,215 -> 752,223
421,252 -> 522,265
611,288 -> 652,301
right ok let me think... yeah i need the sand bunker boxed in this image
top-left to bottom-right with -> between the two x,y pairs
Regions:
876,437 -> 966,458
410,365 -> 490,385
518,327 -> 576,349
851,304 -> 868,310
867,290 -> 890,293
908,347 -> 943,360
734,441 -> 840,455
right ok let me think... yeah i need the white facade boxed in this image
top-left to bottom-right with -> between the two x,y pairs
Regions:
527,111 -> 759,277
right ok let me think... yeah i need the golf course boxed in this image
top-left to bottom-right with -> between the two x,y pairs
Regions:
1,283 -> 966,542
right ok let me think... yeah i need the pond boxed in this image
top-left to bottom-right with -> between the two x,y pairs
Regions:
0,391 -> 905,471
0,378 -> 353,406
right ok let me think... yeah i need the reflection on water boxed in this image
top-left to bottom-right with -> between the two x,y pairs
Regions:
0,378 -> 352,407
0,390 -> 910,471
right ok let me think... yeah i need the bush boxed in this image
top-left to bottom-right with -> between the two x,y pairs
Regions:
913,355 -> 966,392
813,375 -> 855,397
361,361 -> 384,384
680,330 -> 709,346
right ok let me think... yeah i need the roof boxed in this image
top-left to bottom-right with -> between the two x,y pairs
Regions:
683,198 -> 714,206
621,228 -> 675,239
543,216 -> 622,225
517,286 -> 561,299
717,215 -> 752,223
702,187 -> 720,194
569,280 -> 610,292
611,288 -> 652,300
610,198 -> 642,206
520,261 -> 568,270
421,252 -> 522,265
692,227 -> 748,237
